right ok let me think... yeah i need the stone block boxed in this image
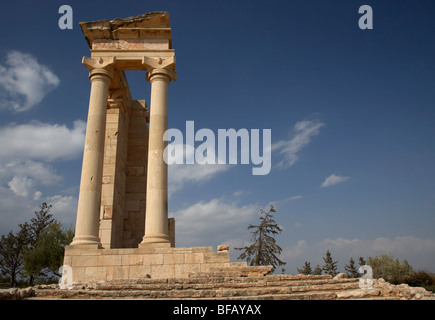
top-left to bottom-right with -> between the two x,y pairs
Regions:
101,183 -> 115,198
126,166 -> 145,176
204,252 -> 230,263
84,266 -> 107,281
151,264 -> 174,279
184,253 -> 205,264
129,265 -> 152,279
101,248 -> 122,256
106,266 -> 129,280
71,255 -> 99,267
63,246 -> 83,256
121,254 -> 143,266
175,264 -> 200,278
163,253 -> 184,265
70,266 -> 86,282
63,255 -> 72,266
103,206 -> 113,219
125,200 -> 141,212
98,255 -> 122,266
143,253 -> 163,265
100,229 -> 112,248
126,182 -> 146,193
217,245 -> 229,252
102,176 -> 112,184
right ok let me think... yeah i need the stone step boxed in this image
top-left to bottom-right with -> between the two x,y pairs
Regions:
32,275 -> 362,300
87,277 -> 360,292
23,274 -> 435,300
199,265 -> 274,277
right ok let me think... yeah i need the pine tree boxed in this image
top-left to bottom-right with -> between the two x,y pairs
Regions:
322,250 -> 338,276
21,203 -> 54,285
297,261 -> 312,275
235,205 -> 286,272
27,203 -> 54,246
359,256 -> 366,267
313,264 -> 323,275
344,257 -> 359,278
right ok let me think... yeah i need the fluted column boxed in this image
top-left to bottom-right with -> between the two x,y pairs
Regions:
140,64 -> 176,247
70,57 -> 115,247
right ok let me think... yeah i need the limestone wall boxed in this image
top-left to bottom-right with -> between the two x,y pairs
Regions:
100,107 -> 129,248
122,100 -> 148,248
63,246 -> 231,282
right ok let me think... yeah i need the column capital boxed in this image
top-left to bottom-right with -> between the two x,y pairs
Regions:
82,56 -> 115,80
146,68 -> 177,82
142,56 -> 177,82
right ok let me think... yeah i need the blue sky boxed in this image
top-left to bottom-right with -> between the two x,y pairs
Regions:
0,0 -> 434,274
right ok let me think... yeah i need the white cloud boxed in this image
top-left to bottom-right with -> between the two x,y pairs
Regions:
0,51 -> 60,112
0,160 -> 62,186
321,174 -> 350,188
0,186 -> 77,235
271,195 -> 303,205
0,120 -> 84,232
168,144 -> 230,196
170,198 -> 259,246
33,191 -> 43,201
233,190 -> 248,197
0,120 -> 86,162
272,119 -> 324,168
264,195 -> 303,215
7,176 -> 35,197
0,185 -> 36,234
45,194 -> 77,226
282,240 -> 309,260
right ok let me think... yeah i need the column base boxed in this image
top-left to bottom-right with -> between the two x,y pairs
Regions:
69,235 -> 102,248
139,234 -> 171,248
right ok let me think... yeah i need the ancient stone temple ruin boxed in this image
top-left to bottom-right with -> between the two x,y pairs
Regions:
63,12 -> 270,283
70,12 -> 176,250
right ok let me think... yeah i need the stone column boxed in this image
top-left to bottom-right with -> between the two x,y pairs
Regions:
140,66 -> 176,247
70,57 -> 115,247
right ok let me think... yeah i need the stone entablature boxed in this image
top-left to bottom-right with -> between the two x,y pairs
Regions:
80,12 -> 175,71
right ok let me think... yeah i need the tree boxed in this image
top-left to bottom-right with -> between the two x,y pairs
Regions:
359,256 -> 366,267
0,227 -> 30,287
322,250 -> 338,276
368,253 -> 414,284
313,264 -> 323,275
21,203 -> 55,285
344,257 -> 359,278
0,202 -> 73,287
27,202 -> 54,246
235,205 -> 286,271
22,221 -> 74,281
297,261 -> 312,275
